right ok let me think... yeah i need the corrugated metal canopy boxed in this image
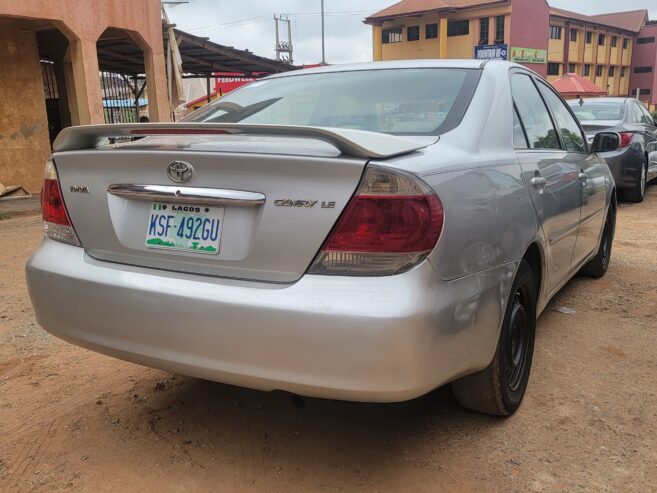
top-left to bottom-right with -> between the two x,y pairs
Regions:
94,23 -> 297,77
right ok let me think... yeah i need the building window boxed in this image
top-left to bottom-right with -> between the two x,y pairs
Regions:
570,29 -> 577,42
611,36 -> 618,48
407,25 -> 420,41
608,66 -> 615,77
494,15 -> 504,43
620,67 -> 626,77
426,23 -> 438,39
598,34 -> 605,46
637,37 -> 656,44
586,31 -> 593,44
549,25 -> 562,39
583,64 -> 591,76
568,63 -> 577,73
479,17 -> 489,45
623,38 -> 628,49
547,63 -> 560,76
634,66 -> 653,74
382,28 -> 403,44
447,20 -> 469,37
633,88 -> 651,96
595,65 -> 603,77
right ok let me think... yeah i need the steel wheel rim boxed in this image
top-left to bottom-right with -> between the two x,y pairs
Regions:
505,286 -> 530,392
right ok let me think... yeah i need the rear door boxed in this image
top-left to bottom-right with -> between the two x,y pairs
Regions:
511,72 -> 582,293
536,80 -> 606,267
637,102 -> 657,180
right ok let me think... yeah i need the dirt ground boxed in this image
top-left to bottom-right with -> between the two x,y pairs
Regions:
1,188 -> 657,493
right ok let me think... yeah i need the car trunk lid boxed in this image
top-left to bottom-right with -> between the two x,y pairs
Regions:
52,124 -> 432,283
580,120 -> 621,143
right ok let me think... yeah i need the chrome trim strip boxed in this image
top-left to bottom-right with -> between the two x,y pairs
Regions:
107,184 -> 266,207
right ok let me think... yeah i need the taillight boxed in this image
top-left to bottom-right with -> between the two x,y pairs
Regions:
41,159 -> 80,246
618,132 -> 633,148
309,166 -> 444,276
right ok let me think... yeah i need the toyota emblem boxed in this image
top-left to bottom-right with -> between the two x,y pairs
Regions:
167,161 -> 194,183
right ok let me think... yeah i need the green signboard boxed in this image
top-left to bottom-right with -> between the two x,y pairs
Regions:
510,47 -> 548,64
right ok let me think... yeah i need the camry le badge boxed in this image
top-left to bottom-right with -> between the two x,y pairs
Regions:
274,199 -> 335,208
167,161 -> 194,184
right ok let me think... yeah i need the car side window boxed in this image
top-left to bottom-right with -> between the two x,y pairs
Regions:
513,106 -> 529,149
511,74 -> 560,150
630,103 -> 645,123
639,104 -> 655,125
537,81 -> 587,152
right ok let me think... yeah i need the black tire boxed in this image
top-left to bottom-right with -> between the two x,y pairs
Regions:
580,203 -> 616,278
452,260 -> 536,416
624,158 -> 647,203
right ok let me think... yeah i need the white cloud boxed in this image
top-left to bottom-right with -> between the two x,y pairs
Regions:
166,0 -> 657,65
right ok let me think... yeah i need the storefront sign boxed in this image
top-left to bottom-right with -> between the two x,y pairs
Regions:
474,44 -> 508,61
510,47 -> 548,64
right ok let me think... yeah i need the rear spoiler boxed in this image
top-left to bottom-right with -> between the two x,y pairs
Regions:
52,123 -> 435,159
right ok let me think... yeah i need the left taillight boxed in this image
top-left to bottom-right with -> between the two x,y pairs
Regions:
41,159 -> 81,246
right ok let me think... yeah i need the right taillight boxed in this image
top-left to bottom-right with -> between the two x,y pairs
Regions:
41,159 -> 81,246
618,132 -> 634,148
308,166 -> 444,276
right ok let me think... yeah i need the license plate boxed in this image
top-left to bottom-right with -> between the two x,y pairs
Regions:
145,202 -> 224,255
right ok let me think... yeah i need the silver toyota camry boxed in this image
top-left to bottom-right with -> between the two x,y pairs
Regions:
27,60 -> 619,415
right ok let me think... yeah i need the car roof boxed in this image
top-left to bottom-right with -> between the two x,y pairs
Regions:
571,97 -> 631,104
267,59 -> 525,79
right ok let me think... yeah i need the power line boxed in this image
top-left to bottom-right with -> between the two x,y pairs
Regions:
186,9 -> 371,33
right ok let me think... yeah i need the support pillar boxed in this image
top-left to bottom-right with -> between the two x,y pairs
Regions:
439,18 -> 448,59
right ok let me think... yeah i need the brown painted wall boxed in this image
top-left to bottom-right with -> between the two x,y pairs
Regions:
0,0 -> 169,125
0,19 -> 52,192
0,0 -> 170,191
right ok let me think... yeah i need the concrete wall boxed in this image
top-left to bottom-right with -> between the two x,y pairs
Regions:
0,19 -> 52,192
0,0 -> 170,191
0,0 -> 169,125
371,5 -> 511,62
509,0 -> 550,77
629,24 -> 657,107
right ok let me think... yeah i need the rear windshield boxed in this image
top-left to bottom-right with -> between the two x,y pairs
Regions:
185,68 -> 481,136
569,101 -> 624,121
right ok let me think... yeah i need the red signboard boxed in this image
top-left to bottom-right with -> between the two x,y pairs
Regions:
214,72 -> 257,96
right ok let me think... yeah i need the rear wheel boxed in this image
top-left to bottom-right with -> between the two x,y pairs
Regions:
452,260 -> 536,416
624,159 -> 647,203
580,203 -> 615,278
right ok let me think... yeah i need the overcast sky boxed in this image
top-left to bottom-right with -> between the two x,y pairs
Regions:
166,0 -> 657,66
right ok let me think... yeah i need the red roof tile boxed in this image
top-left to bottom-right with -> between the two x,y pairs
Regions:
365,0 -> 508,23
549,7 -> 647,33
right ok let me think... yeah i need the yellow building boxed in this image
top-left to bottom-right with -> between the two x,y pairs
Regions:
365,0 -> 652,101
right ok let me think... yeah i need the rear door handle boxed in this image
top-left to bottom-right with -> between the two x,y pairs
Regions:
530,177 -> 547,190
578,173 -> 588,185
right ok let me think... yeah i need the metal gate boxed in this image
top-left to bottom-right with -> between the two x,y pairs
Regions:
41,59 -> 61,145
100,71 -> 146,124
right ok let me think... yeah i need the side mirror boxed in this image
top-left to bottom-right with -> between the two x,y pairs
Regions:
591,132 -> 620,153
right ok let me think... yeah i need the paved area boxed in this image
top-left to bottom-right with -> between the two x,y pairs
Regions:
1,187 -> 656,492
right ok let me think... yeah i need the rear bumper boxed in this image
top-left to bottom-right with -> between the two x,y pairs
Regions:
601,146 -> 645,189
26,239 -> 514,402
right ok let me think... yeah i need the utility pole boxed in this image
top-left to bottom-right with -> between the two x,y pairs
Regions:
274,15 -> 294,64
321,0 -> 326,64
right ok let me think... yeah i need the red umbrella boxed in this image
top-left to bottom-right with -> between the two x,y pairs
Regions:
551,73 -> 607,98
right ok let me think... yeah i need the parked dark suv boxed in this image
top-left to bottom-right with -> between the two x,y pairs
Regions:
570,97 -> 657,202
